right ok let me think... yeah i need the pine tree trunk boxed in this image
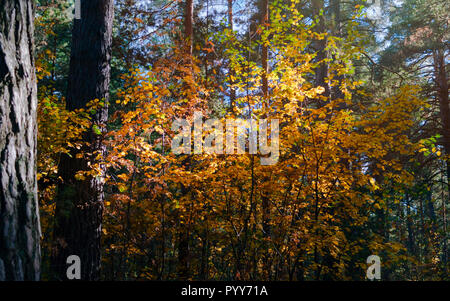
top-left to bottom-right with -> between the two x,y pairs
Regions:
0,0 -> 41,281
434,49 -> 449,269
51,0 -> 114,281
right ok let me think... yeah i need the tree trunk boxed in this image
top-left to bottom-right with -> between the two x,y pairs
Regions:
261,0 -> 269,102
185,0 -> 194,59
312,0 -> 330,105
260,0 -> 271,237
434,49 -> 450,198
259,0 -> 272,279
177,0 -> 194,280
433,49 -> 449,270
330,0 -> 344,102
0,0 -> 41,281
51,0 -> 114,281
228,0 -> 236,110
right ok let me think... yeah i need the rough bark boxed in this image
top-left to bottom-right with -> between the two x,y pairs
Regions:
433,49 -> 449,268
0,0 -> 41,281
51,0 -> 114,281
434,50 -> 450,195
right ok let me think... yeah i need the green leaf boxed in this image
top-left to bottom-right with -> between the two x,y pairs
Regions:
93,125 -> 102,135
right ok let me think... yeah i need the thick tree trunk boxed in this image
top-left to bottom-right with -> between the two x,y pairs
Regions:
51,0 -> 114,281
434,50 -> 450,195
433,49 -> 449,269
0,0 -> 40,281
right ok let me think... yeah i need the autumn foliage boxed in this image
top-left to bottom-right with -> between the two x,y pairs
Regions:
34,0 -> 448,280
